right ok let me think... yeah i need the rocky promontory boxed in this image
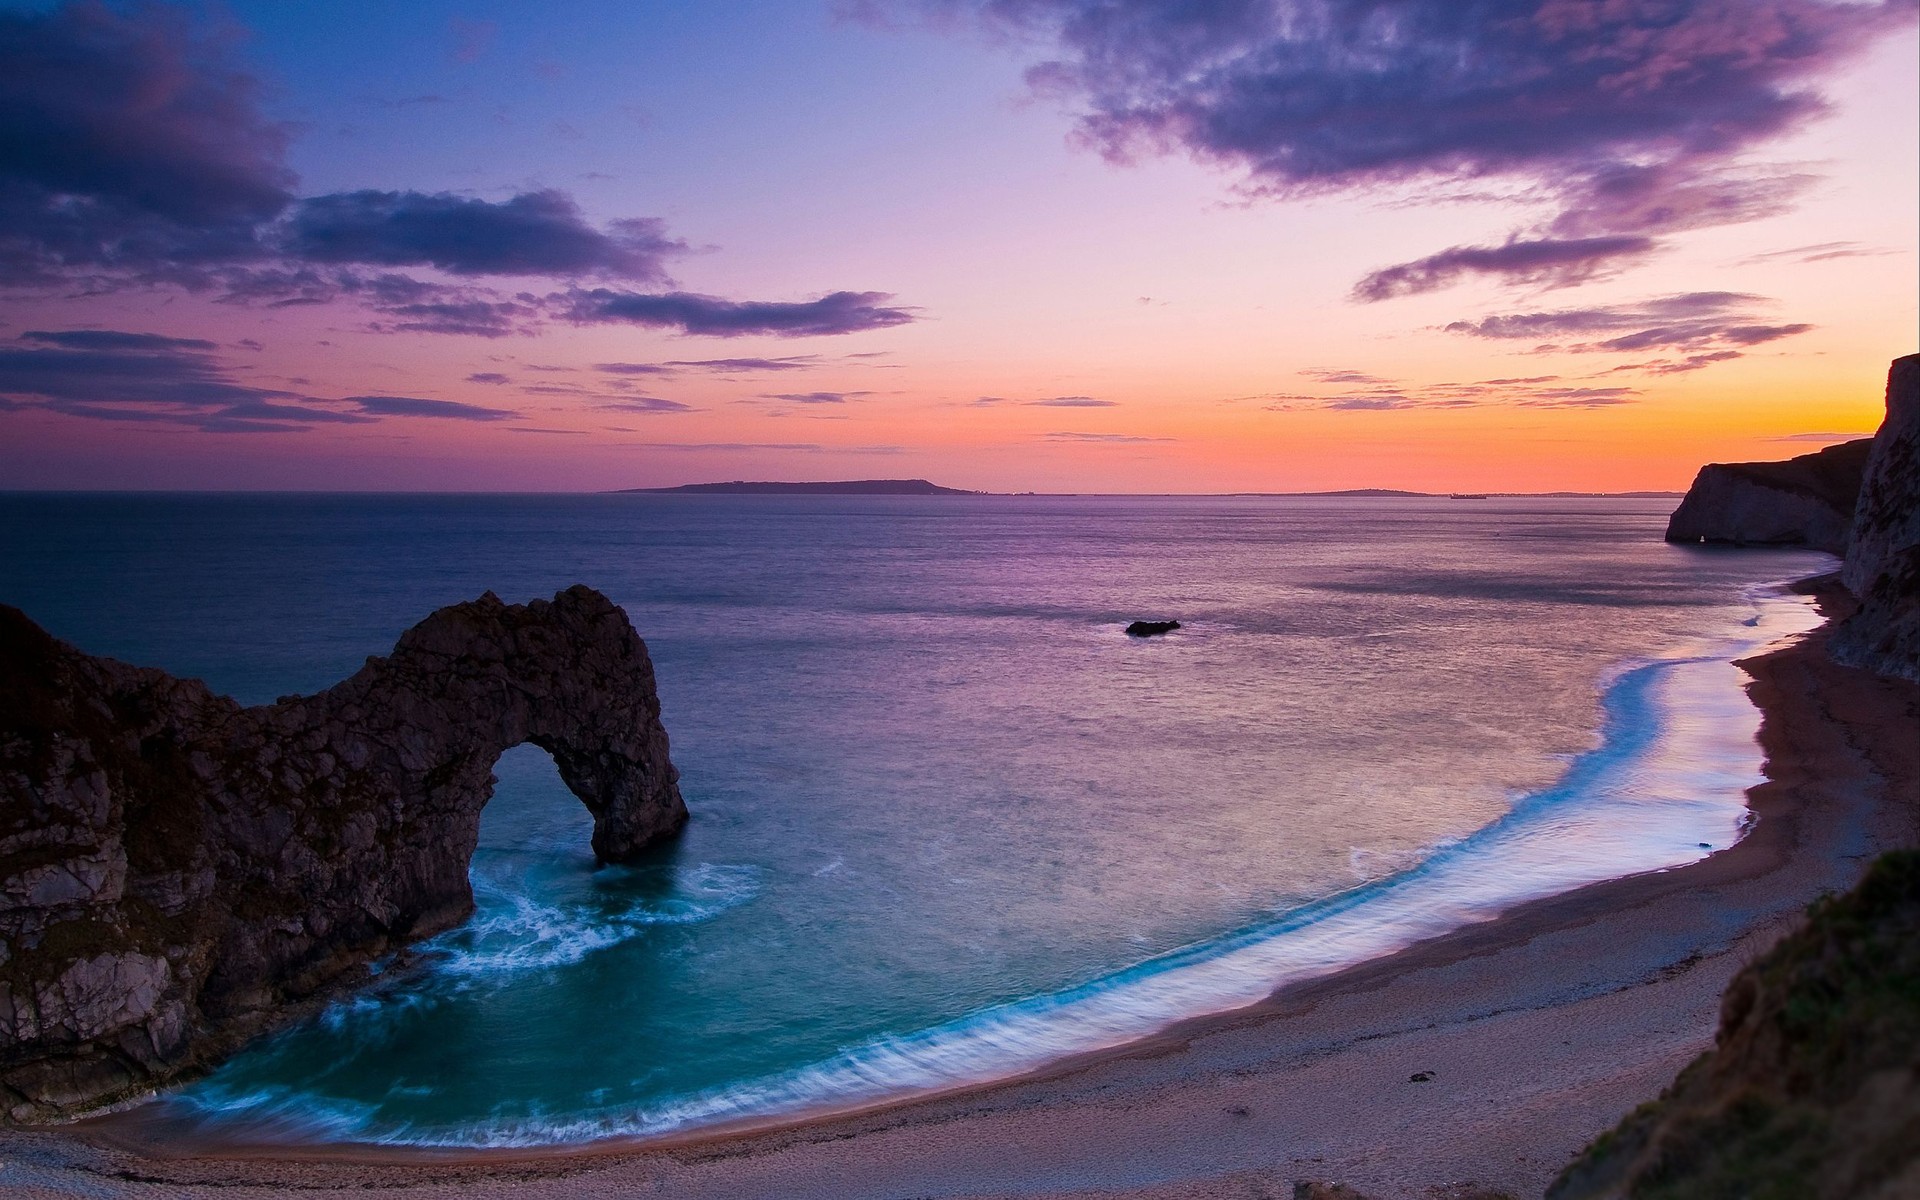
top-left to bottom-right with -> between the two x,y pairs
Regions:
1663,353 -> 1918,683
1664,436 -> 1874,553
0,586 -> 684,1122
1833,355 -> 1920,681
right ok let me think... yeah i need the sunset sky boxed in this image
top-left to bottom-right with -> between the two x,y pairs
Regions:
0,0 -> 1914,493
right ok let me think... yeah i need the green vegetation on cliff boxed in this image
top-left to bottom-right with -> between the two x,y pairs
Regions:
1550,851 -> 1920,1200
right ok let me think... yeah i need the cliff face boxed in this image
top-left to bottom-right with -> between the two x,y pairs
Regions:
1664,437 -> 1874,553
1548,851 -> 1920,1200
0,586 -> 685,1122
1833,355 -> 1920,682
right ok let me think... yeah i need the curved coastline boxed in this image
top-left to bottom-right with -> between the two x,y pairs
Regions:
4,574 -> 1909,1198
129,578 -> 1818,1151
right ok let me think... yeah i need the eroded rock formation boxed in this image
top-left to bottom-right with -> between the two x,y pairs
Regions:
0,585 -> 684,1122
1664,436 -> 1874,553
1833,355 -> 1920,682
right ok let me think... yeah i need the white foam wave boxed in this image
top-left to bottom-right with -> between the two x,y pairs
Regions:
430,863 -> 762,976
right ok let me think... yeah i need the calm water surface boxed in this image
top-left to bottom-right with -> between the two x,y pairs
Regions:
0,493 -> 1827,1144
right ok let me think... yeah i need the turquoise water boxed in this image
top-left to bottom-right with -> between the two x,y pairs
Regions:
0,494 -> 1827,1145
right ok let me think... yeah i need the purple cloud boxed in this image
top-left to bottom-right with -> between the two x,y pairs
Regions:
1738,241 -> 1894,265
346,395 -> 519,421
0,328 -> 532,429
595,357 -> 832,376
1444,292 -> 1814,364
1300,369 -> 1391,385
1261,372 -> 1641,411
1042,431 -> 1172,443
973,395 -> 1116,407
1770,430 -> 1876,442
0,2 -> 290,286
21,329 -> 217,353
466,371 -> 512,384
619,442 -> 908,454
0,329 -> 368,431
930,0 -> 1913,297
1353,235 -> 1658,302
761,391 -> 872,404
0,4 -> 917,338
284,189 -> 684,281
561,289 -> 917,337
365,295 -> 536,338
670,357 -> 826,372
0,334 -> 302,410
604,396 -> 696,413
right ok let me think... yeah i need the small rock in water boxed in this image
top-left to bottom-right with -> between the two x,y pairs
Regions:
1125,619 -> 1181,637
1409,1070 -> 1435,1083
1293,1184 -> 1373,1200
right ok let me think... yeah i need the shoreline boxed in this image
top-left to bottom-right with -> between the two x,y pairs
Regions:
4,578 -> 1916,1198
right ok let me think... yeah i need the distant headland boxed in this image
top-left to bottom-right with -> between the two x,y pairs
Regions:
619,478 -> 982,496
616,481 -> 1684,498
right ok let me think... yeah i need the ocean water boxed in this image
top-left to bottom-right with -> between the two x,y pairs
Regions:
0,493 -> 1828,1147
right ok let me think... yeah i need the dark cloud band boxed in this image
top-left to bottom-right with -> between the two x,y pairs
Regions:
0,330 -> 521,431
562,289 -> 917,337
284,190 -> 683,281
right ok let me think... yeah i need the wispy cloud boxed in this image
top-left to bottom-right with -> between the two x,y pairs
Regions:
603,396 -> 696,413
1042,431 -> 1172,443
668,357 -> 826,372
0,329 -> 521,430
1736,241 -> 1897,266
561,289 -> 917,338
346,395 -> 518,421
283,189 -> 684,281
1443,291 -> 1813,370
1261,373 -> 1640,412
973,395 -> 1116,407
759,391 -> 874,404
1353,235 -> 1657,302
624,441 -> 905,453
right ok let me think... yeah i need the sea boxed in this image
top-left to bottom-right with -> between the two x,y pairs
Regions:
0,492 -> 1830,1148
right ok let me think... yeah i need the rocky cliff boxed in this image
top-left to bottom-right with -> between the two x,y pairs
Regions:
1832,355 -> 1920,682
0,586 -> 685,1122
1664,437 -> 1874,553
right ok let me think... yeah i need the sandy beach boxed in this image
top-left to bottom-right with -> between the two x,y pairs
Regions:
3,581 -> 1915,1200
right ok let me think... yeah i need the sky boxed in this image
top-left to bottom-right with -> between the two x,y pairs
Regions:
0,0 -> 1914,493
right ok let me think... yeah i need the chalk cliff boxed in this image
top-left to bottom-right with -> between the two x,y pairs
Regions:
1664,437 -> 1873,553
1832,355 -> 1920,682
0,586 -> 684,1122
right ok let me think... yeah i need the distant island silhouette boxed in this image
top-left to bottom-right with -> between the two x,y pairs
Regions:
616,481 -> 1686,498
620,479 -> 982,495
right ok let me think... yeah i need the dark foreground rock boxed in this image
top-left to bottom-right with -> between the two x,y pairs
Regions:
0,586 -> 684,1122
1549,850 -> 1920,1200
1125,620 -> 1181,638
1664,437 -> 1873,553
1833,355 -> 1920,682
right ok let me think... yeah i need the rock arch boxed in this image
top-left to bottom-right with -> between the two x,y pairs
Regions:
0,586 -> 685,1121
